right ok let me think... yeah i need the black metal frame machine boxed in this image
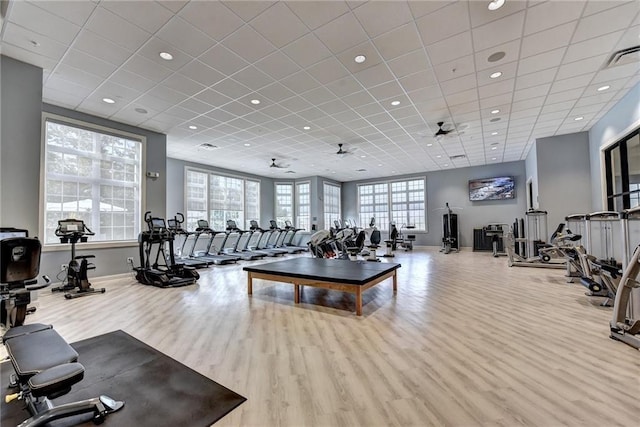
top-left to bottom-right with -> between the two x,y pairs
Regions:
53,219 -> 106,299
134,212 -> 199,288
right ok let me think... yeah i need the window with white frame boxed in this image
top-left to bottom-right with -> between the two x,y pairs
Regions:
296,182 -> 310,230
358,178 -> 426,231
323,183 -> 341,229
275,183 -> 293,226
43,116 -> 143,245
185,168 -> 260,231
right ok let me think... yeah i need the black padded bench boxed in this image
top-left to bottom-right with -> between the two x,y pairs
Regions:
2,324 -> 124,427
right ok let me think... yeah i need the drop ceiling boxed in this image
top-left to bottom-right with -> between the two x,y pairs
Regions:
1,0 -> 638,181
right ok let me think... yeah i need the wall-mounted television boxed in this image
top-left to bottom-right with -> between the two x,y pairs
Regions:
469,176 -> 515,201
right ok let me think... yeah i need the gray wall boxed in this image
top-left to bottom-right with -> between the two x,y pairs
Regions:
0,56 -> 167,278
589,82 -> 640,211
0,56 -> 42,230
343,161 -> 528,247
525,142 -> 539,209
535,132 -> 593,229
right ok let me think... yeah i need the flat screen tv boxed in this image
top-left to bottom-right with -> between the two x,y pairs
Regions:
469,176 -> 515,201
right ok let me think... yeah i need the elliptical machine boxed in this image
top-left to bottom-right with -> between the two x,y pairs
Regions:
52,219 -> 105,299
134,212 -> 199,288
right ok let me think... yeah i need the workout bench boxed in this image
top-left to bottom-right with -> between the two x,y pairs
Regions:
3,323 -> 124,426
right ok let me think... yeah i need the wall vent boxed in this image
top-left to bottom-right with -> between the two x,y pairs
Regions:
198,143 -> 219,150
603,45 -> 640,69
449,154 -> 466,160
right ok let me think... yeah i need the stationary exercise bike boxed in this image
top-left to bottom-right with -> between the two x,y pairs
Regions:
52,219 -> 105,299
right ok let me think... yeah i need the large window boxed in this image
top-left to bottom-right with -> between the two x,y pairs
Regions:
604,128 -> 639,210
296,182 -> 310,230
323,183 -> 341,229
43,116 -> 144,245
358,178 -> 426,231
275,183 -> 293,226
185,168 -> 260,231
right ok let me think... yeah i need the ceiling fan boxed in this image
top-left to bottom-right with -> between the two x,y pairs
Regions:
336,143 -> 354,155
434,122 -> 455,137
269,158 -> 288,169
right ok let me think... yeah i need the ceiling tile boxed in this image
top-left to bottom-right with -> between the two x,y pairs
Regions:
85,6 -> 150,51
211,78 -> 251,100
28,0 -> 96,27
440,74 -> 477,95
474,39 -> 521,71
224,24 -> 276,63
549,74 -> 594,94
9,1 -> 81,44
353,62 -> 395,88
388,49 -> 432,78
73,29 -> 135,67
2,22 -> 68,61
281,33 -> 333,69
251,2 -> 308,48
138,37 -> 193,71
61,49 -> 117,78
472,11 -> 525,52
555,54 -> 608,80
155,16 -> 216,57
231,66 -> 274,91
220,1 -> 276,23
478,78 -> 515,99
121,55 -> 173,83
307,57 -> 349,85
408,1 -> 453,19
373,23 -> 423,61
352,1 -> 413,38
256,51 -> 301,81
180,60 -> 225,87
545,87 -> 585,105
425,31 -> 473,65
163,73 -> 206,96
199,44 -> 249,76
336,41 -> 384,74
572,2 -> 638,43
313,11 -> 369,54
109,69 -> 156,93
257,82 -> 296,103
178,1 -> 243,41
513,84 -> 551,102
286,1 -> 350,30
468,0 -> 527,28
517,48 -> 565,76
520,22 -> 577,59
100,0 -> 173,33
399,69 -> 438,93
416,1 -> 470,45
524,0 -> 584,35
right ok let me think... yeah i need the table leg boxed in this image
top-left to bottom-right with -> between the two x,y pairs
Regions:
355,287 -> 362,316
247,273 -> 253,295
294,284 -> 300,303
393,271 -> 397,294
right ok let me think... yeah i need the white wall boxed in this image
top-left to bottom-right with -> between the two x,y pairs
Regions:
525,142 -> 538,209
342,161 -> 528,247
589,82 -> 640,211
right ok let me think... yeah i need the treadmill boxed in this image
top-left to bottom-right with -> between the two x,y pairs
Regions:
225,220 -> 266,260
268,220 -> 305,253
283,220 -> 309,251
248,220 -> 287,256
167,215 -> 210,268
192,220 -> 240,265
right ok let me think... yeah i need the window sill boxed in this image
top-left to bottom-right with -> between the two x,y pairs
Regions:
43,241 -> 139,252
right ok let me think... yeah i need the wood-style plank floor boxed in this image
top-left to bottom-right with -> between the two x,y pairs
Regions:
3,248 -> 639,426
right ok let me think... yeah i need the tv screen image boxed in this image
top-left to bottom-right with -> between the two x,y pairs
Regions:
469,176 -> 515,201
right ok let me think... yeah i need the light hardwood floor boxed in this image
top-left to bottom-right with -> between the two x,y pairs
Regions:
4,248 -> 640,426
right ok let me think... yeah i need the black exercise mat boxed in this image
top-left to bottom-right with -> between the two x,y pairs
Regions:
1,330 -> 246,426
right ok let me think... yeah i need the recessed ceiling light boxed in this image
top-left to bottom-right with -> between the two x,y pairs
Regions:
443,164 -> 449,167
360,155 -> 366,158
490,71 -> 503,79
354,55 -> 366,64
488,0 -> 505,11
491,109 -> 500,114
597,85 -> 610,92
188,125 -> 198,130
134,108 -> 148,114
392,171 -> 396,174
491,132 -> 498,135
303,126 -> 311,130
244,143 -> 251,147
331,171 -> 336,174
436,155 -> 442,158
250,99 -> 260,105
102,98 -> 115,104
491,146 -> 498,150
159,52 -> 173,61
391,100 -> 400,106
378,164 -> 382,167
574,116 -> 584,121
426,143 -> 433,147
487,51 -> 506,62
492,157 -> 497,161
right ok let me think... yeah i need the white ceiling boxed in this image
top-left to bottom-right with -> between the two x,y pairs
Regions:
1,0 -> 639,181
